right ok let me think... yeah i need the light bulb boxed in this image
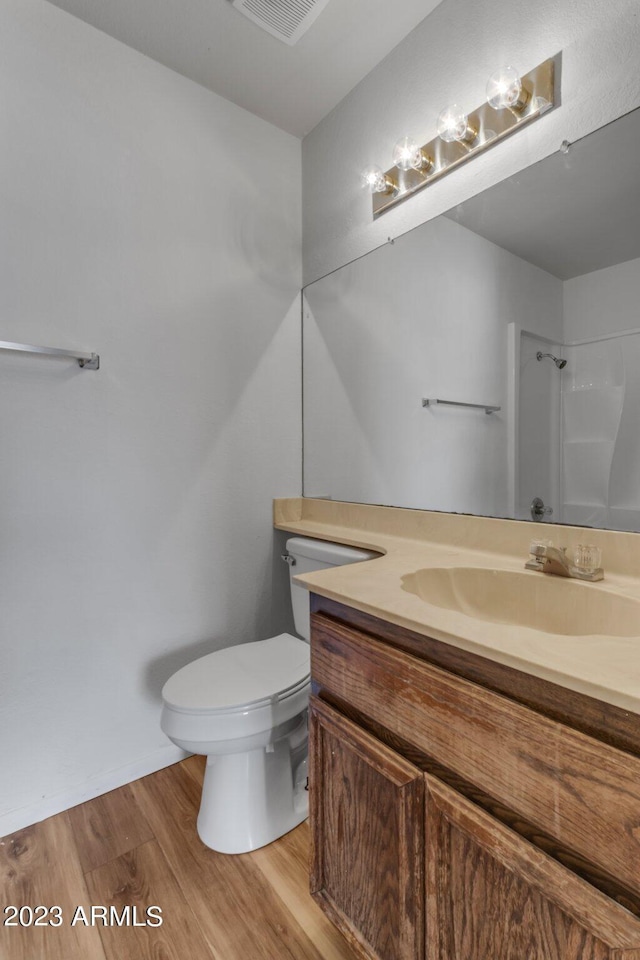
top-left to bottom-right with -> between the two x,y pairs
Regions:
360,165 -> 395,195
392,136 -> 432,173
437,105 -> 476,144
486,66 -> 529,111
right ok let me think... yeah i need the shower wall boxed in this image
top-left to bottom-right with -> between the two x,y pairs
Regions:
562,257 -> 640,531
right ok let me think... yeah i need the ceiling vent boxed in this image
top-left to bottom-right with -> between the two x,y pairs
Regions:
231,0 -> 332,45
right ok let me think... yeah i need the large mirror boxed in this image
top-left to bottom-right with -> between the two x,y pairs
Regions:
303,106 -> 640,532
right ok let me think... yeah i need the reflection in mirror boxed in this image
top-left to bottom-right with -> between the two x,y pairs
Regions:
303,106 -> 640,532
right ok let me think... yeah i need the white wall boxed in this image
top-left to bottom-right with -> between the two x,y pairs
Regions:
0,0 -> 301,835
303,216 -> 562,515
564,257 -> 640,343
302,0 -> 640,285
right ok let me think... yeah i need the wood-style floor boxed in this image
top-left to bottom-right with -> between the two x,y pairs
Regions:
0,756 -> 358,960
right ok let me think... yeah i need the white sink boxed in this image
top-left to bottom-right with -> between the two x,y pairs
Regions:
401,566 -> 640,637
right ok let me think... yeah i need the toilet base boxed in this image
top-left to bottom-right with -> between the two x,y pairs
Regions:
196,718 -> 308,854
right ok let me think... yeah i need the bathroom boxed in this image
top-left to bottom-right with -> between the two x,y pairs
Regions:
2,0 -> 640,957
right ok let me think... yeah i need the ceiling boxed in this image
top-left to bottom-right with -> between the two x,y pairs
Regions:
43,0 -> 444,138
446,106 -> 640,280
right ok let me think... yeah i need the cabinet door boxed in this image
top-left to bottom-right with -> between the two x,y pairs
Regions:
425,775 -> 640,960
312,612 -> 640,902
309,696 -> 425,960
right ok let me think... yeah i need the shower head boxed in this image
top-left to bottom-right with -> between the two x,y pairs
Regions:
536,351 -> 567,370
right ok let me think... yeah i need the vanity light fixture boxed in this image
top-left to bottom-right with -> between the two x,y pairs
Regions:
360,164 -> 397,196
365,55 -> 558,218
436,105 -> 477,144
486,66 -> 530,112
392,136 -> 433,173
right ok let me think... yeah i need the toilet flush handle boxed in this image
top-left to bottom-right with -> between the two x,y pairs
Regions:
281,554 -> 296,566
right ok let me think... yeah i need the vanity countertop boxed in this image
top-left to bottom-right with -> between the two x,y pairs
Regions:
274,498 -> 640,715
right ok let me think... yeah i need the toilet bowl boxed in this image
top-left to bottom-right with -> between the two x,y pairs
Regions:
160,536 -> 377,854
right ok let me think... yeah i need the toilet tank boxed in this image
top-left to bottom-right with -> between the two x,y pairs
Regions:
285,536 -> 378,642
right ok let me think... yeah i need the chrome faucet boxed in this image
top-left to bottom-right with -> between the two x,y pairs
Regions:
525,541 -> 604,582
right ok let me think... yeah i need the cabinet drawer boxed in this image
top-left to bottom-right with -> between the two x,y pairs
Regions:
311,612 -> 640,900
426,775 -> 640,960
309,696 -> 425,960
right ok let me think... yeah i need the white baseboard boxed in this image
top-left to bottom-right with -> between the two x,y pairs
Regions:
0,744 -> 189,839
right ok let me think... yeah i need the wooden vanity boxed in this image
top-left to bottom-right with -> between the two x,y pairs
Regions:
308,595 -> 640,960
274,497 -> 640,960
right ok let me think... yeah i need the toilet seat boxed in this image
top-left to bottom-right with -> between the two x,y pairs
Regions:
162,634 -> 310,714
160,634 -> 310,749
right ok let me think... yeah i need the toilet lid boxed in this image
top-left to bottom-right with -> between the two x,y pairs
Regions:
162,634 -> 310,713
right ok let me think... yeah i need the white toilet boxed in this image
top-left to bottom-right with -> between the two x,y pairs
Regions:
160,536 -> 376,854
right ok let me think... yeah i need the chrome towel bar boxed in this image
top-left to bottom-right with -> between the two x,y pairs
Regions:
0,340 -> 99,370
422,398 -> 500,415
